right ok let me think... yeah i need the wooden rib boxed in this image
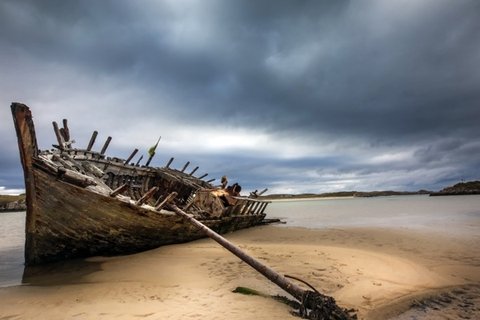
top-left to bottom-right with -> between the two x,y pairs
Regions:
57,167 -> 97,187
135,155 -> 144,166
52,121 -> 65,150
110,184 -> 129,197
87,131 -> 98,151
181,161 -> 190,172
258,188 -> 268,196
260,202 -> 269,214
155,192 -> 177,211
125,148 -> 139,165
62,119 -> 70,141
100,136 -> 112,155
165,157 -> 174,168
136,186 -> 159,206
241,201 -> 254,215
251,202 -> 262,214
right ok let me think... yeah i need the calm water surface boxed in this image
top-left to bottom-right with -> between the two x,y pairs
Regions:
1,195 -> 479,286
270,195 -> 480,237
0,210 -> 25,287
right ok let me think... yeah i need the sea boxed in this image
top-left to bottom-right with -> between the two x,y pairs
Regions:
1,195 -> 480,287
0,210 -> 25,287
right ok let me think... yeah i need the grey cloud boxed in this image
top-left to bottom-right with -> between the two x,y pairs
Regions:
1,0 -> 479,193
3,1 -> 478,137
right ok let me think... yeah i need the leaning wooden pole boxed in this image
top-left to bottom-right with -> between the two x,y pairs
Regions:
168,202 -> 303,298
167,201 -> 355,320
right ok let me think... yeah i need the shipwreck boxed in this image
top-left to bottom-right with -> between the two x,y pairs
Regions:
11,103 -> 271,265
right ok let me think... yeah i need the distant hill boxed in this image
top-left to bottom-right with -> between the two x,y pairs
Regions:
0,194 -> 26,212
430,180 -> 480,196
260,190 -> 431,200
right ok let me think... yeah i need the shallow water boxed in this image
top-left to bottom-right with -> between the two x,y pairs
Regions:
1,195 -> 479,287
269,195 -> 480,237
0,210 -> 25,287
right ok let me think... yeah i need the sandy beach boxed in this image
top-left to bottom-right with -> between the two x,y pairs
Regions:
0,225 -> 479,319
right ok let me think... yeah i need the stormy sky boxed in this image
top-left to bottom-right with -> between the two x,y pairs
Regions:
1,0 -> 479,195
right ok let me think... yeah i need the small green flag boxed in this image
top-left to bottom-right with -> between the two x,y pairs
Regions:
148,136 -> 161,157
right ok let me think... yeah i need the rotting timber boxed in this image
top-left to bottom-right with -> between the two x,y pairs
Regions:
168,200 -> 356,320
11,102 -> 272,265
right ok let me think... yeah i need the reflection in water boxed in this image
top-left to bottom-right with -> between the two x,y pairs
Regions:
0,211 -> 25,287
0,246 -> 24,287
0,211 -> 102,287
22,258 -> 103,286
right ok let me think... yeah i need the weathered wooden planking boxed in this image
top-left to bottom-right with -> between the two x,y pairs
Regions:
27,168 -> 265,264
11,102 -> 269,265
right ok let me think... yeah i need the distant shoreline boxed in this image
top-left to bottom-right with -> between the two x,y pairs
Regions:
429,180 -> 480,196
0,194 -> 26,213
262,180 -> 480,200
260,190 -> 430,201
267,196 -> 355,202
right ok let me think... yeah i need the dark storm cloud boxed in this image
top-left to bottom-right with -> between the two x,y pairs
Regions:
1,0 -> 479,193
2,0 -> 478,138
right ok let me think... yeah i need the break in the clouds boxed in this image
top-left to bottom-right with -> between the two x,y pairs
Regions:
1,0 -> 479,195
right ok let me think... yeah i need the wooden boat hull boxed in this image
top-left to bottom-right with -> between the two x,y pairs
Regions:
12,103 -> 268,265
28,167 -> 265,264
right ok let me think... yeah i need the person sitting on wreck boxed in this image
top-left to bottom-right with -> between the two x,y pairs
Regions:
227,183 -> 241,197
220,175 -> 228,189
217,183 -> 242,207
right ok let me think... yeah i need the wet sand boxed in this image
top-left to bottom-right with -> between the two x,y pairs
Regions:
0,225 -> 479,319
